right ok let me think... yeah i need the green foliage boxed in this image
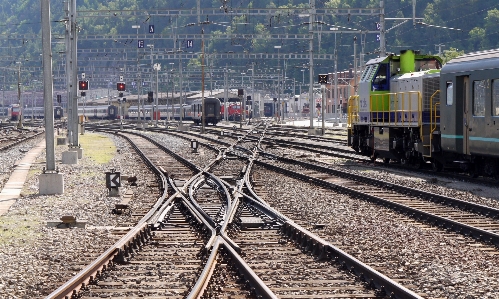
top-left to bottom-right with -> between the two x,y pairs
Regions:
1,0 -> 499,92
442,47 -> 465,63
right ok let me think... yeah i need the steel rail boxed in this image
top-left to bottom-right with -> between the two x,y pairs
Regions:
46,130 -> 181,298
45,223 -> 152,299
235,159 -> 422,299
0,130 -> 45,151
266,152 -> 499,222
280,221 -> 424,299
256,160 -> 499,247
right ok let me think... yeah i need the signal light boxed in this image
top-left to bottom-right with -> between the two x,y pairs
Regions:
78,80 -> 89,90
117,82 -> 126,91
147,91 -> 154,103
318,74 -> 328,84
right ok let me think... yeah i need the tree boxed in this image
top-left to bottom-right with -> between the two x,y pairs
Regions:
468,27 -> 488,51
442,47 -> 464,64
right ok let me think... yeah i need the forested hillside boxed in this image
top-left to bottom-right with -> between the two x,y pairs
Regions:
0,0 -> 497,88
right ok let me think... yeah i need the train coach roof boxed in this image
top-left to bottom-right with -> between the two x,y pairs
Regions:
441,48 -> 499,74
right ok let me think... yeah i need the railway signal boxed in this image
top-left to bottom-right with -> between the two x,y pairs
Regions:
147,91 -> 154,103
318,74 -> 328,84
117,82 -> 126,91
56,95 -> 62,104
78,80 -> 89,90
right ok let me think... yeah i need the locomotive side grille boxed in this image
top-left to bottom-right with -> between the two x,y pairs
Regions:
422,76 -> 440,111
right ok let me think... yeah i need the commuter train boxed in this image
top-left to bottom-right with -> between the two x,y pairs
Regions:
128,99 -> 244,125
23,106 -> 64,119
78,105 -> 118,119
348,48 -> 499,177
127,104 -> 192,121
7,104 -> 20,121
191,97 -> 222,125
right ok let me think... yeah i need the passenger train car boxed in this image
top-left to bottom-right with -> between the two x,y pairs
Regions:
78,105 -> 118,119
23,106 -> 64,119
191,97 -> 222,125
348,48 -> 499,177
127,104 -> 192,121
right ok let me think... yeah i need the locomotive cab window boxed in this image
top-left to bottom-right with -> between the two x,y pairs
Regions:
493,79 -> 499,116
473,80 -> 487,117
446,82 -> 453,105
372,63 -> 389,91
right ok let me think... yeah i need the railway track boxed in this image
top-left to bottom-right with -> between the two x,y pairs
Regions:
0,127 -> 44,151
130,125 -> 499,245
81,202 -> 210,298
229,204 -> 385,299
256,152 -> 499,247
45,126 -> 421,299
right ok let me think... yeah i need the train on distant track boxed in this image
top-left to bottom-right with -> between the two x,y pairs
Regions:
78,105 -> 118,119
347,48 -> 499,177
7,104 -> 20,121
220,102 -> 249,121
23,106 -> 64,119
7,98 -> 248,125
128,99 -> 245,125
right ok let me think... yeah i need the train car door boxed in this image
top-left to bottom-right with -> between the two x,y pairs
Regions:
206,102 -> 215,117
462,76 -> 470,155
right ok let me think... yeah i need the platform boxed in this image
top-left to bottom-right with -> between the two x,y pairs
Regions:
0,140 -> 45,216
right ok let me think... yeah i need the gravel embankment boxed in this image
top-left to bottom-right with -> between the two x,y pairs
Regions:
0,130 -> 224,298
253,164 -> 499,299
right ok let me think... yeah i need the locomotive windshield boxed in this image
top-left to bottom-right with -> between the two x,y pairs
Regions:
372,63 -> 389,91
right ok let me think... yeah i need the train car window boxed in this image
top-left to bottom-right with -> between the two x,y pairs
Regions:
473,80 -> 487,117
446,82 -> 453,105
493,80 -> 499,116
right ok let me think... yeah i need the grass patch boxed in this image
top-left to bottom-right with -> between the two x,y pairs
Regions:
79,133 -> 116,164
0,216 -> 40,245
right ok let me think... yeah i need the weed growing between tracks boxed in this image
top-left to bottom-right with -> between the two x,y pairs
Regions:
78,133 -> 116,164
0,215 -> 40,245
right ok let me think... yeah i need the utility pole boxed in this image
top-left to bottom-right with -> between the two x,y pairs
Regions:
251,62 -> 255,120
224,64 -> 228,122
39,0 -> 63,195
132,25 -> 142,129
147,44 -> 155,126
65,1 -> 72,143
70,0 -> 78,146
435,44 -> 445,56
334,43 -> 339,123
308,0 -> 315,131
379,0 -> 386,57
354,36 -> 358,93
16,62 -> 22,129
1,76 -> 5,118
201,27 -> 205,134
154,63 -> 160,127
